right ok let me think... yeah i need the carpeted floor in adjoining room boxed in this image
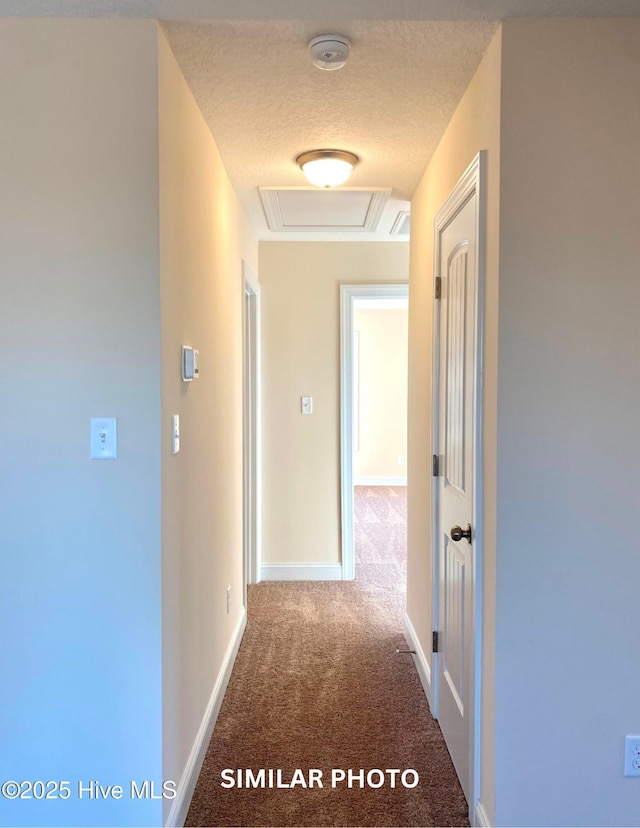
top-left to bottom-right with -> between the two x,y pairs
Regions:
185,485 -> 469,828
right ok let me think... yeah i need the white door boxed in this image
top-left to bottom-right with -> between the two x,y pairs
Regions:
434,168 -> 481,805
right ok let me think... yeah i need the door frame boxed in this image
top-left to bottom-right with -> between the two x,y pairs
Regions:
243,261 -> 262,599
430,151 -> 485,811
339,282 -> 409,581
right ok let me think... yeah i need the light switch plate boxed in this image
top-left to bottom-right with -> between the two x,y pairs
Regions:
90,417 -> 117,460
171,414 -> 180,455
301,396 -> 313,414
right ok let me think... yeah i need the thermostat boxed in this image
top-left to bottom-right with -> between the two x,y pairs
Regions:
182,346 -> 199,381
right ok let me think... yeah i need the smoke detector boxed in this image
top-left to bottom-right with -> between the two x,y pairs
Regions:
308,35 -> 351,71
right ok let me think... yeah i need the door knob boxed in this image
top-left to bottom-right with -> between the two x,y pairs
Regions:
450,524 -> 472,544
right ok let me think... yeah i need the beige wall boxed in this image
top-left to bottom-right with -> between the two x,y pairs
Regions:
0,18 -> 163,827
407,27 -> 502,822
157,27 -> 258,816
493,19 -> 640,826
410,18 -> 640,827
353,308 -> 408,481
0,20 -> 258,827
259,242 -> 408,567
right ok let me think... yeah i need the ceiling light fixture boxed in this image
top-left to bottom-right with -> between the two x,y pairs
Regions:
296,149 -> 359,188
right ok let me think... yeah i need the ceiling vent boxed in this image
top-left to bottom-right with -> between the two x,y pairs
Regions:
308,35 -> 351,71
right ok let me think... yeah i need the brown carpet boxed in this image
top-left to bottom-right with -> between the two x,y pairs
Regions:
186,486 -> 469,828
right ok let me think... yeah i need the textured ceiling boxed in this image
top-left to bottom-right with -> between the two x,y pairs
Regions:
3,1 -> 639,239
162,19 -> 497,238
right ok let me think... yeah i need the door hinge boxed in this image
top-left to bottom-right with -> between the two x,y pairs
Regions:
432,631 -> 439,653
435,276 -> 442,300
432,454 -> 440,477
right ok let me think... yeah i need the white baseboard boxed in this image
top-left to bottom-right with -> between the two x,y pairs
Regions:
354,476 -> 407,486
165,608 -> 247,827
260,563 -> 343,581
475,800 -> 491,828
403,611 -> 433,710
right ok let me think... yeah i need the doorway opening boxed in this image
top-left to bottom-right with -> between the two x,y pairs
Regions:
352,296 -> 408,592
242,262 -> 261,606
339,284 -> 409,582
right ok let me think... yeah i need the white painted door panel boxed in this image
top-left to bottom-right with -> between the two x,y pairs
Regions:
436,191 -> 477,804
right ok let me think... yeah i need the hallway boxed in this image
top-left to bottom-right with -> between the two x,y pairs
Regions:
186,487 -> 468,827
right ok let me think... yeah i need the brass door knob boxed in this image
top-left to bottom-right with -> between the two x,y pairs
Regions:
450,524 -> 472,544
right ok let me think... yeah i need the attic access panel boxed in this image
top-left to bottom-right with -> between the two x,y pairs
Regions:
259,187 -> 391,232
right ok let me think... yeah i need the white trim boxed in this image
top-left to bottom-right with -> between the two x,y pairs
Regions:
390,210 -> 411,236
165,608 -> 247,828
431,151 -> 486,812
260,564 -> 343,581
354,476 -> 407,487
403,612 -> 433,710
340,283 -> 409,581
475,801 -> 492,828
243,262 -> 262,587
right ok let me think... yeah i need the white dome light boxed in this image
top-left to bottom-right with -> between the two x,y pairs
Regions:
296,150 -> 359,188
